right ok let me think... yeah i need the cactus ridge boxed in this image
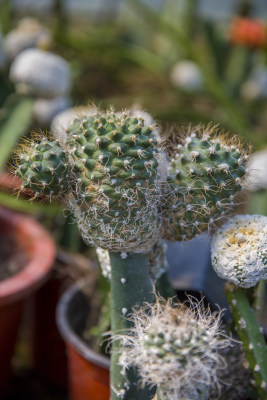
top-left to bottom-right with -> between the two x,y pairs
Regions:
13,135 -> 69,197
65,111 -> 163,252
164,128 -> 248,241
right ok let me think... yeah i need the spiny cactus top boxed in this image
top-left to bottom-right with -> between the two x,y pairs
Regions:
164,127 -> 248,241
10,49 -> 71,98
211,214 -> 267,288
14,136 -> 69,197
66,111 -> 164,252
117,296 -> 230,400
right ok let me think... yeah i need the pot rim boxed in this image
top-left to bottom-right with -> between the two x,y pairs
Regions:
56,280 -> 110,370
0,207 -> 55,305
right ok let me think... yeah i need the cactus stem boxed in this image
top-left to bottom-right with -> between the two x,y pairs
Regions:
110,251 -> 155,400
226,283 -> 267,400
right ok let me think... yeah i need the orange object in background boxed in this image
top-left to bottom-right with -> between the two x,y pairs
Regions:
229,17 -> 267,48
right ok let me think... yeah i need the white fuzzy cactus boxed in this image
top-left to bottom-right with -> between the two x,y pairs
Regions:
33,96 -> 72,125
116,296 -> 231,400
9,49 -> 71,98
170,61 -> 203,91
246,149 -> 267,191
4,17 -> 51,61
211,214 -> 267,288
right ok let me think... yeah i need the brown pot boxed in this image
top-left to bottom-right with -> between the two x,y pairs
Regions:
56,281 -> 110,400
0,207 -> 55,396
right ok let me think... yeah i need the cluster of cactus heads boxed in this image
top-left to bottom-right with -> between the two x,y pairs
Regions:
117,296 -> 231,400
13,108 -> 251,400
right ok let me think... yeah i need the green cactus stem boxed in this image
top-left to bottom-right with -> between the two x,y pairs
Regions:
226,283 -> 267,400
110,251 -> 155,400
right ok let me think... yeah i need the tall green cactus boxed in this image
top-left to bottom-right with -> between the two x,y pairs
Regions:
13,110 -> 249,399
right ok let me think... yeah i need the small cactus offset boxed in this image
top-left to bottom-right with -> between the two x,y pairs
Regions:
115,296 -> 231,400
14,135 -> 69,197
13,109 -> 251,399
164,126 -> 248,241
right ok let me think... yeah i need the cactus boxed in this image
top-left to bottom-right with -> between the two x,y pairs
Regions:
164,126 -> 248,241
211,214 -> 267,399
13,110 -> 250,399
65,111 -> 163,253
14,135 -> 69,197
211,214 -> 267,288
116,296 -> 231,400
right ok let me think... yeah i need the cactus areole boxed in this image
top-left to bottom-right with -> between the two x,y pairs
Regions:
14,111 -> 249,400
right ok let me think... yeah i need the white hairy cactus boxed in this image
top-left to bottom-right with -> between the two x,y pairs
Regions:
116,296 -> 230,400
211,214 -> 267,288
241,67 -> 267,101
170,61 -> 203,91
33,96 -> 72,125
9,49 -> 71,98
246,149 -> 267,190
4,17 -> 51,61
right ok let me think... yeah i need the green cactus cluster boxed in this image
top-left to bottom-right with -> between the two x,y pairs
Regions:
164,130 -> 247,240
143,318 -> 210,363
13,110 -> 250,400
15,137 -> 69,196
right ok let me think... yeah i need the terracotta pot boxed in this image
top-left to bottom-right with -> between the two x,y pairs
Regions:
57,281 -> 110,400
31,251 -> 97,390
0,207 -> 55,396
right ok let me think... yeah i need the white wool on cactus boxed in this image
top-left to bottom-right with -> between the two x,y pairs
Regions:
114,296 -> 231,400
9,49 -> 71,98
170,60 -> 203,91
246,149 -> 267,190
211,214 -> 267,288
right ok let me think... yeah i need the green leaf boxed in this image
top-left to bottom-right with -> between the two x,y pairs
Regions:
0,192 -> 62,215
0,98 -> 34,174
